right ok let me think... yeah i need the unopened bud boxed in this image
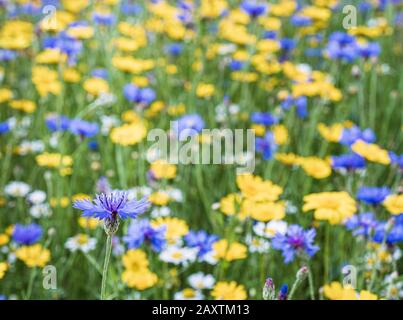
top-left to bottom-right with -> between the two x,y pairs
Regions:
104,217 -> 120,236
263,278 -> 275,300
296,266 -> 309,281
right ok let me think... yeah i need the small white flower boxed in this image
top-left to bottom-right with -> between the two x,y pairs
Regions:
27,190 -> 46,205
159,246 -> 197,265
174,288 -> 204,300
65,234 -> 97,253
253,220 -> 288,238
246,236 -> 270,253
29,204 -> 52,218
188,272 -> 215,290
100,115 -> 120,135
166,188 -> 183,202
18,140 -> 44,155
4,181 -> 31,197
151,206 -> 171,218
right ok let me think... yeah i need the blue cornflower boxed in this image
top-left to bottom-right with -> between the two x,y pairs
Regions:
123,219 -> 166,252
92,12 -> 116,25
356,186 -> 390,205
339,126 -> 376,145
272,225 -> 319,264
184,230 -> 218,257
43,32 -> 83,65
345,212 -> 378,237
240,1 -> 267,18
291,15 -> 312,27
12,223 -> 43,245
175,114 -> 205,140
256,131 -> 278,160
121,1 -> 142,15
325,32 -> 359,62
278,284 -> 288,300
0,49 -> 17,61
91,68 -> 109,79
373,216 -> 403,244
73,191 -> 150,220
331,153 -> 366,171
281,96 -> 308,118
0,121 -> 11,135
389,152 -> 403,169
69,119 -> 99,138
358,42 -> 381,59
45,114 -> 71,132
229,60 -> 244,71
124,83 -> 156,105
165,43 -> 183,56
251,112 -> 279,126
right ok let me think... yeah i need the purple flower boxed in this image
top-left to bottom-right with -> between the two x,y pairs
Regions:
356,186 -> 390,205
73,191 -> 150,220
272,225 -> 319,264
12,223 -> 43,245
123,219 -> 166,252
251,112 -> 279,126
345,212 -> 378,237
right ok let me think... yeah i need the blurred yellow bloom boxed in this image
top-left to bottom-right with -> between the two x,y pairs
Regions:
150,160 -> 177,179
149,191 -> 170,206
110,122 -> 147,146
0,234 -> 9,246
213,239 -> 247,261
15,244 -> 50,268
383,194 -> 403,215
196,83 -> 215,98
0,262 -> 8,280
351,140 -> 390,165
317,123 -> 343,142
324,282 -> 378,300
303,191 -> 357,224
0,88 -> 13,103
10,100 -> 36,113
78,217 -> 100,230
237,174 -> 283,202
211,281 -> 247,300
83,77 -> 109,96
272,124 -> 289,145
122,269 -> 158,290
298,156 -> 332,179
151,217 -> 189,242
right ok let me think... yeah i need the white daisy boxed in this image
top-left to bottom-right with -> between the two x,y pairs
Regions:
27,190 -> 46,205
174,288 -> 204,300
29,204 -> 52,218
253,220 -> 288,239
4,181 -> 31,197
188,272 -> 215,290
159,246 -> 197,265
65,234 -> 97,253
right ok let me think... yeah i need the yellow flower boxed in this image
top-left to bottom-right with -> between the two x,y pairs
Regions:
219,193 -> 243,216
110,123 -> 147,146
36,153 -> 73,168
122,249 -> 149,272
0,262 -> 8,280
383,194 -> 403,215
0,88 -> 13,103
213,239 -> 247,261
298,157 -> 332,179
196,83 -> 215,98
275,152 -> 300,165
152,217 -> 189,242
211,281 -> 247,300
32,66 -> 62,97
236,173 -> 283,202
242,199 -> 286,222
63,68 -> 81,83
323,282 -> 378,300
10,99 -> 36,113
200,0 -> 228,19
15,244 -> 51,268
351,140 -> 390,165
317,123 -> 343,142
121,269 -> 158,290
150,160 -> 177,179
272,124 -> 289,145
303,191 -> 357,224
251,124 -> 265,136
0,233 -> 9,246
149,191 -> 170,206
35,48 -> 67,64
67,25 -> 94,39
83,77 -> 109,96
78,217 -> 100,229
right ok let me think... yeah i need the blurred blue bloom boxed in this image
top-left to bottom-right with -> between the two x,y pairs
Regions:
325,32 -> 359,62
229,60 -> 244,71
251,112 -> 279,126
175,114 -> 205,140
184,230 -> 218,257
69,119 -> 99,138
356,186 -> 391,205
91,68 -> 108,79
0,121 -> 11,134
124,83 -> 156,105
45,114 -> 71,132
123,219 -> 166,252
272,225 -> 319,264
358,42 -> 381,59
256,132 -> 277,160
389,152 -> 403,169
345,212 -> 378,237
240,1 -> 267,18
291,15 -> 312,27
93,12 -> 116,25
331,153 -> 366,170
0,49 -> 17,61
165,43 -> 183,56
12,223 -> 43,245
340,126 -> 376,145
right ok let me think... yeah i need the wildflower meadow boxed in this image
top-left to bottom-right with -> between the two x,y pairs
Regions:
0,0 -> 402,301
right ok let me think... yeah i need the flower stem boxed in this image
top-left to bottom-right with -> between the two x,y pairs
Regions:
308,266 -> 315,300
101,235 -> 112,300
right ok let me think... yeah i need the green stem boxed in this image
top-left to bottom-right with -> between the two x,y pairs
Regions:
101,235 -> 113,300
308,266 -> 315,300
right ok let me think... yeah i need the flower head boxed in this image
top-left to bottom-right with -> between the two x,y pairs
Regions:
123,218 -> 166,252
272,225 -> 319,263
12,223 -> 42,245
